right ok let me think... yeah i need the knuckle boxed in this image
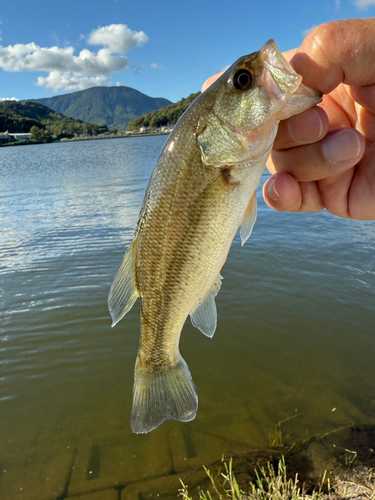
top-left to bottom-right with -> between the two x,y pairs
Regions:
304,20 -> 361,74
308,22 -> 336,46
305,22 -> 339,68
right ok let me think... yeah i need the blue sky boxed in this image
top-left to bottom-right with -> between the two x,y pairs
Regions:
0,0 -> 374,103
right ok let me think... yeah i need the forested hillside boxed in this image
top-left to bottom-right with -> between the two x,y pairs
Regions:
127,92 -> 200,131
0,101 -> 107,142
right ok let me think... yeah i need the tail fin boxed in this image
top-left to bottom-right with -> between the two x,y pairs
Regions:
131,355 -> 198,434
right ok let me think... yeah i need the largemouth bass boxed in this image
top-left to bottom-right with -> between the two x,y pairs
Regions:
109,40 -> 321,434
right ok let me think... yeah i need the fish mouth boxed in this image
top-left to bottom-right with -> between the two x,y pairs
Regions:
260,39 -> 322,117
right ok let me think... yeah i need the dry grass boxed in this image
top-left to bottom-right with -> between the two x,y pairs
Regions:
179,456 -> 330,500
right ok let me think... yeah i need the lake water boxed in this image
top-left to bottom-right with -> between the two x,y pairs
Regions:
1,136 -> 375,499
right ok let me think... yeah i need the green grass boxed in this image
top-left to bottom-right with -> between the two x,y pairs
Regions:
179,457 -> 330,500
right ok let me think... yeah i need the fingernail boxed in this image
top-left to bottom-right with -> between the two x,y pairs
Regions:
288,108 -> 323,142
322,129 -> 362,163
267,177 -> 280,201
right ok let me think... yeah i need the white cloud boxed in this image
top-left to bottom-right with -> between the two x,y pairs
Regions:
353,0 -> 375,7
0,97 -> 18,101
0,24 -> 148,92
88,24 -> 148,54
302,25 -> 317,38
0,44 -> 129,75
150,63 -> 162,69
36,71 -> 111,91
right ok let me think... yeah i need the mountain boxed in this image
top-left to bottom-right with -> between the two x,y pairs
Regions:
28,86 -> 173,130
0,100 -> 107,141
127,92 -> 200,131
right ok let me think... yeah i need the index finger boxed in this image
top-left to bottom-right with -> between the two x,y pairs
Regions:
290,19 -> 375,94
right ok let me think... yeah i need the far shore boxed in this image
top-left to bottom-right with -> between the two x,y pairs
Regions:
0,130 -> 170,147
60,130 -> 170,142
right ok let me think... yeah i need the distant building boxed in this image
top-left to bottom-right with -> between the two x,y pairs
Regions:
0,131 -> 11,144
11,132 -> 32,141
159,126 -> 173,133
139,127 -> 151,133
0,131 -> 33,144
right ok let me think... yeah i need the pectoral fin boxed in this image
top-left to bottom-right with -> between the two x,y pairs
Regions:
190,275 -> 222,338
108,238 -> 139,327
240,192 -> 257,246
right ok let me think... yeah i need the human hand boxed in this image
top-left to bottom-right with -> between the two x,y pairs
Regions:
202,19 -> 375,220
264,19 -> 375,219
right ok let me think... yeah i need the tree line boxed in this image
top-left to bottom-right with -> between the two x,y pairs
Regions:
0,100 -> 108,143
127,92 -> 200,131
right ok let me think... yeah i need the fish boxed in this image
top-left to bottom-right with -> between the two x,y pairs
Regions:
108,40 -> 321,434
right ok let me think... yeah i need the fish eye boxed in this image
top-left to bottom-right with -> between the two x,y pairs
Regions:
232,69 -> 253,91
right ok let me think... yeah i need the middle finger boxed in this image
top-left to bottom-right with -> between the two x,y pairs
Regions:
269,128 -> 365,182
273,106 -> 329,150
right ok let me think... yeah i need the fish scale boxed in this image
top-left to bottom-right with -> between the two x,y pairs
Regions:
108,39 -> 322,434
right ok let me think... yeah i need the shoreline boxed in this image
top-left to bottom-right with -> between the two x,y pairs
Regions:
0,130 -> 170,147
148,423 -> 375,499
60,131 -> 170,142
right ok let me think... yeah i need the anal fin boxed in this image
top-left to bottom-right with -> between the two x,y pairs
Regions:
240,191 -> 257,246
190,275 -> 222,338
108,238 -> 139,327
